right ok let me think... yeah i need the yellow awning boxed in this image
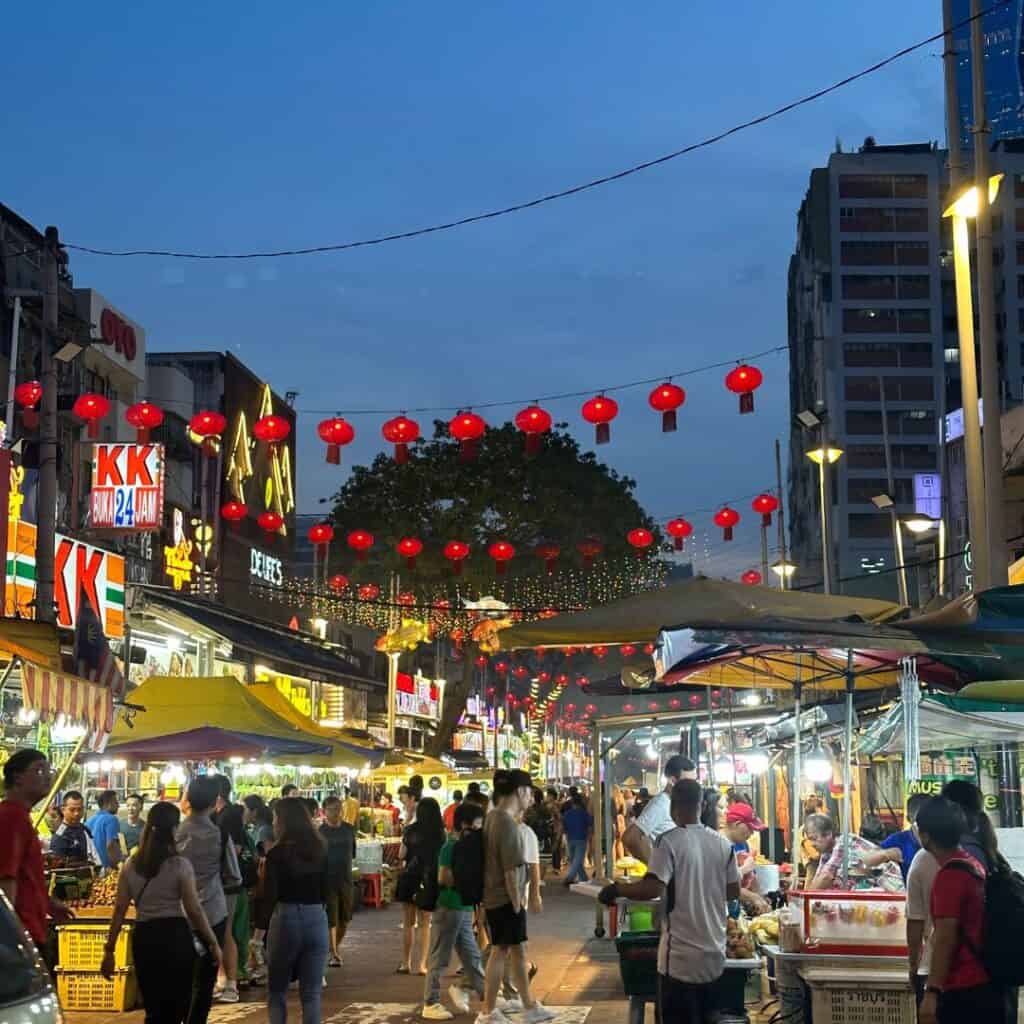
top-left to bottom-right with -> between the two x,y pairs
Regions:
0,619 -> 60,670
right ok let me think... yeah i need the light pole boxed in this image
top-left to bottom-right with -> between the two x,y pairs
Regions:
943,174 -> 1004,593
871,493 -> 909,606
771,559 -> 797,590
806,441 -> 843,594
903,514 -> 947,602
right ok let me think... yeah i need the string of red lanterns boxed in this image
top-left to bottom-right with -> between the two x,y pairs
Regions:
13,381 -> 42,430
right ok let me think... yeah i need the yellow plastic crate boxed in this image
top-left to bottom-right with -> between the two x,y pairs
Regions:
56,970 -> 137,1012
810,982 -> 915,1024
58,924 -> 133,971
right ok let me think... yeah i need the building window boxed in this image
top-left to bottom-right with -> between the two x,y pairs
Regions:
897,275 -> 930,299
838,207 -> 928,233
1015,208 -> 1024,233
899,342 -> 934,367
843,308 -> 898,333
848,513 -> 896,539
895,377 -> 935,401
898,309 -> 931,333
845,444 -> 887,468
841,241 -> 895,266
842,275 -> 897,300
893,175 -> 929,199
838,174 -> 927,199
846,411 -> 884,434
896,241 -> 929,265
843,343 -> 898,367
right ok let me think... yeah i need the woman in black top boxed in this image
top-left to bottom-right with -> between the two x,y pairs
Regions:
397,797 -> 445,975
264,798 -> 329,1024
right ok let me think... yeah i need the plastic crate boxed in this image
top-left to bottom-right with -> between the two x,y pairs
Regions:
809,982 -> 915,1024
614,930 -> 659,998
58,923 -> 133,971
56,969 -> 137,1012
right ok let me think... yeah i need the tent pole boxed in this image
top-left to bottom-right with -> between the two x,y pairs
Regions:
707,687 -> 716,784
841,650 -> 855,887
792,668 -> 803,883
592,725 -> 604,881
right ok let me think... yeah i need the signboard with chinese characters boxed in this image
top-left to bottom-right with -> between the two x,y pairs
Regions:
913,473 -> 941,520
395,671 -> 440,720
907,748 -> 998,812
90,444 -> 165,531
5,519 -> 125,637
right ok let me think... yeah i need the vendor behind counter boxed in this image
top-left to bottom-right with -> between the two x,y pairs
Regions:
803,812 -> 904,892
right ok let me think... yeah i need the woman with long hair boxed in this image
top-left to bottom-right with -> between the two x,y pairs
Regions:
611,785 -> 627,863
397,796 -> 445,975
264,798 -> 329,1024
101,802 -> 222,1024
700,788 -> 726,832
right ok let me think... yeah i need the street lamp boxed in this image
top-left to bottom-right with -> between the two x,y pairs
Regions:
872,493 -> 909,605
943,173 -> 1004,593
805,440 -> 843,594
901,514 -> 947,599
771,558 -> 796,589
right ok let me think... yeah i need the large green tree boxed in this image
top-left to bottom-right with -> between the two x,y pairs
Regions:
328,421 -> 660,754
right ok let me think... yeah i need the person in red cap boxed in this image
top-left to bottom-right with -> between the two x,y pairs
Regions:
724,803 -> 763,889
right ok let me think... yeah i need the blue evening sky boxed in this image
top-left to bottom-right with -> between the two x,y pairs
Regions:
2,2 -> 942,577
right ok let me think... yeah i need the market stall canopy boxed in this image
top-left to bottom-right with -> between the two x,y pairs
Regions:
490,576 -> 902,651
137,589 -> 380,691
0,619 -> 60,670
105,675 -> 384,766
859,694 -> 1024,755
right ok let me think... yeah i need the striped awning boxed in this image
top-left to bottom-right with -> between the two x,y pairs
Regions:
21,661 -> 114,736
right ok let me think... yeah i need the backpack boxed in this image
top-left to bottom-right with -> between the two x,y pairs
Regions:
451,829 -> 485,907
236,831 -> 260,890
948,856 -> 1024,985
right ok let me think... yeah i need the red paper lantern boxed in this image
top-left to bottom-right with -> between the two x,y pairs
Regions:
397,591 -> 417,606
513,665 -> 529,679
253,415 -> 290,452
581,395 -> 618,445
725,363 -> 764,414
648,382 -> 686,432
555,673 -> 570,686
347,530 -> 374,560
534,647 -> 546,660
443,540 -> 470,575
475,654 -> 488,668
495,661 -> 509,676
714,506 -> 740,541
538,671 -> 551,684
648,701 -> 659,712
123,401 -> 164,444
643,643 -> 655,656
576,676 -> 589,688
577,537 -> 603,568
189,410 -> 227,456
357,582 -> 381,601
585,704 -> 597,714
449,411 -> 486,461
329,573 -> 349,594
220,500 -> 247,529
622,703 -> 635,714
514,405 -> 552,456
669,698 -> 682,709
257,510 -> 284,536
486,686 -> 497,698
381,415 -> 420,464
752,493 -> 780,527
13,381 -> 42,430
689,694 -> 701,707
309,523 -> 334,548
488,540 -> 515,575
741,569 -> 762,586
73,393 -> 110,439
535,542 -> 561,575
397,537 -> 424,569
317,417 -> 355,465
620,644 -> 637,658
627,528 -> 654,556
666,517 -> 693,551
592,646 -> 608,660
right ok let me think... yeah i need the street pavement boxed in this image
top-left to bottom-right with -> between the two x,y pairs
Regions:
65,884 -> 776,1024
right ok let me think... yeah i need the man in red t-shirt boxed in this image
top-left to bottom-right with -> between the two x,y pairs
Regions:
443,789 -> 463,833
916,796 -> 1001,1024
0,749 -> 73,951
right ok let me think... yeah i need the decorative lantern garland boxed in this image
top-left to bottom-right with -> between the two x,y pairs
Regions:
318,417 -> 355,465
581,395 -> 618,445
126,401 -> 164,443
189,411 -> 227,457
665,517 -> 693,551
752,492 -> 779,526
713,506 -> 740,541
724,363 -> 763,414
397,537 -> 424,569
514,405 -> 552,455
14,381 -> 42,430
648,382 -> 686,433
449,411 -> 486,461
73,393 -> 111,439
382,415 -> 420,464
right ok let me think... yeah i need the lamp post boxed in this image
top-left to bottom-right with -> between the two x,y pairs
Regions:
771,559 -> 797,590
806,441 -> 843,594
903,514 -> 947,602
871,493 -> 909,606
943,174 -> 1004,592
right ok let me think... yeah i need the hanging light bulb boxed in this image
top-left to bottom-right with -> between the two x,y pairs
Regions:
714,754 -> 737,784
744,747 -> 770,775
803,739 -> 833,783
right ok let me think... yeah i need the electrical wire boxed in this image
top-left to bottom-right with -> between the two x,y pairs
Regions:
62,0 -> 1010,261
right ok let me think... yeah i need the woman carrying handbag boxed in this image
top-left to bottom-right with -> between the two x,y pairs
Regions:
102,802 -> 222,1024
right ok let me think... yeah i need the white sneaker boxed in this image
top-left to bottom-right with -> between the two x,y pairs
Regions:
423,1005 -> 454,1021
449,986 -> 471,1014
521,1005 -> 557,1024
497,997 -> 523,1013
474,1013 -> 511,1024
215,984 -> 239,1004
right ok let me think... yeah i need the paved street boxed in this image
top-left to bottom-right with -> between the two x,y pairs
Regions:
65,884 -> 775,1024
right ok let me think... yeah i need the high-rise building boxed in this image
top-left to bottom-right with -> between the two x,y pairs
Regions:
954,0 -> 1024,147
786,139 -> 1024,599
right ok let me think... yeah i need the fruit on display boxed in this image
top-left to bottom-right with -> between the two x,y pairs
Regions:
748,911 -> 780,946
67,870 -> 120,910
726,917 -> 755,959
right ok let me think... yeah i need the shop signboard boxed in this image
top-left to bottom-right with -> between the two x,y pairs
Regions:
395,671 -> 440,720
90,443 -> 165,531
5,519 -> 125,637
907,748 -> 999,812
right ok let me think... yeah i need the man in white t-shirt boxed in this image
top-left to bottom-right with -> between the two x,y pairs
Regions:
601,779 -> 740,1023
905,845 -> 940,1004
622,755 -> 697,866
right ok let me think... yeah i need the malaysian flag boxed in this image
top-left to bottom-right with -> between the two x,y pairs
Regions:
74,586 -> 125,750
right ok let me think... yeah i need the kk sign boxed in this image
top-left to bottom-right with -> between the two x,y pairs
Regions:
5,520 -> 125,637
90,444 -> 164,531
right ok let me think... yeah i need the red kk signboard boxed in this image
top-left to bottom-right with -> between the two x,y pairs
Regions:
90,444 -> 165,531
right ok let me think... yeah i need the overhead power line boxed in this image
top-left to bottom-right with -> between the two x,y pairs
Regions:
63,1 -> 1008,261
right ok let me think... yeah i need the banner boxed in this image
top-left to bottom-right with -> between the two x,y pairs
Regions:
90,444 -> 164,531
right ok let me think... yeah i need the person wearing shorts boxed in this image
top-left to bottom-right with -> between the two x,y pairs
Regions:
320,796 -> 356,967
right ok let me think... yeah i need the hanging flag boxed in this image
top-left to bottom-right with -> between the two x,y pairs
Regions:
73,584 -> 125,750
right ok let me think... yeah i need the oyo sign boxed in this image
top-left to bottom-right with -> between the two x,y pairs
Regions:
90,444 -> 164,531
99,308 -> 138,361
250,548 -> 283,586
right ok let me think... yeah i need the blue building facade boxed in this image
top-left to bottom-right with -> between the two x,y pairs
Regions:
954,0 -> 1024,146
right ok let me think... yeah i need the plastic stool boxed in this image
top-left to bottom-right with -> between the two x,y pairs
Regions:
361,872 -> 383,909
